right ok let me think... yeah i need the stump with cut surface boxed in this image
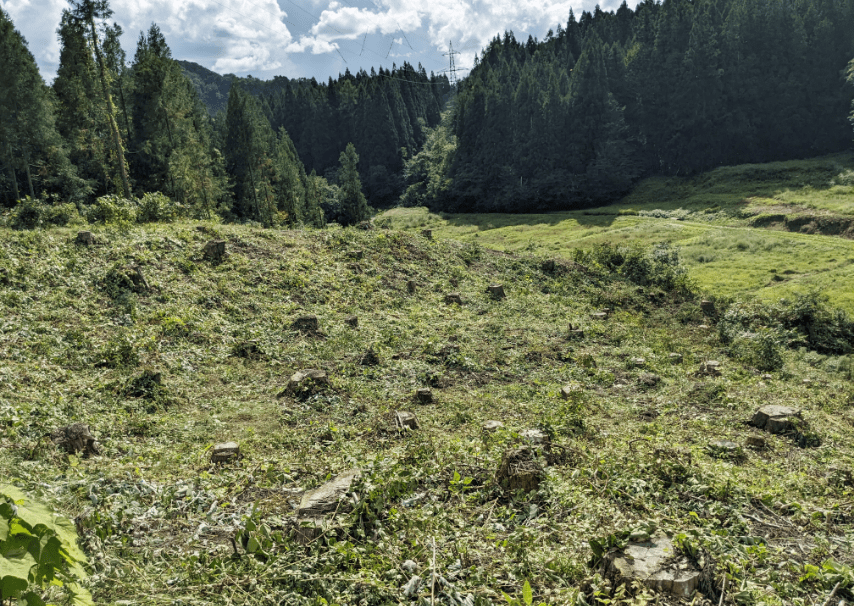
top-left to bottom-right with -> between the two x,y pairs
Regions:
414,388 -> 433,404
421,229 -> 433,240
487,284 -> 505,300
203,240 -> 226,262
76,231 -> 95,246
606,536 -> 702,598
751,405 -> 801,434
520,428 -> 551,453
698,360 -> 721,377
445,293 -> 463,305
668,353 -> 683,364
51,423 -> 100,457
407,280 -> 416,294
211,442 -> 239,463
496,446 -> 543,492
700,300 -> 716,316
293,314 -> 320,333
280,369 -> 328,398
360,347 -> 380,366
345,315 -> 358,328
294,469 -> 360,543
482,420 -> 504,432
590,311 -> 609,320
396,411 -> 420,430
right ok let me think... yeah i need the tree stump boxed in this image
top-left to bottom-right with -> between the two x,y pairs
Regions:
396,411 -> 419,430
541,259 -> 556,273
496,447 -> 543,492
280,369 -> 328,398
345,315 -> 358,328
482,420 -> 504,432
76,231 -> 95,246
445,293 -> 463,305
668,353 -> 683,364
293,314 -> 320,333
487,284 -> 505,300
211,442 -> 239,463
698,360 -> 721,377
414,387 -> 433,404
700,300 -> 715,316
203,240 -> 226,262
360,347 -> 380,366
421,229 -> 432,240
51,423 -> 100,457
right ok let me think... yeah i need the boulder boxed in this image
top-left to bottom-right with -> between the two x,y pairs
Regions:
280,369 -> 328,398
203,240 -> 226,262
414,388 -> 433,404
345,315 -> 359,328
51,423 -> 100,457
293,314 -> 320,333
487,284 -> 506,300
445,293 -> 463,305
211,441 -> 239,463
751,405 -> 801,434
482,420 -> 504,432
76,231 -> 95,246
396,411 -> 419,430
496,446 -> 543,492
607,535 -> 701,598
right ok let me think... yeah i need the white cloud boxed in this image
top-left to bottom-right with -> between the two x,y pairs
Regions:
3,0 -> 636,82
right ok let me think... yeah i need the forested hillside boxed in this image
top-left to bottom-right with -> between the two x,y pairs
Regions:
404,0 -> 854,212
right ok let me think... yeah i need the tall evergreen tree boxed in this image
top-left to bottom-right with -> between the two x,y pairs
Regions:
0,7 -> 82,205
67,0 -> 131,198
337,143 -> 369,226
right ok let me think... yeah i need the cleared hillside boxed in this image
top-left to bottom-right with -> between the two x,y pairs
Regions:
0,221 -> 852,605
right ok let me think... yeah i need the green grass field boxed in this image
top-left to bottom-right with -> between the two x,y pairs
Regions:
377,152 -> 854,311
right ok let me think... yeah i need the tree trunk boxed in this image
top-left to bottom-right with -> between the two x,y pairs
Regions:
90,18 -> 131,199
5,141 -> 20,202
247,159 -> 261,221
24,157 -> 34,198
162,104 -> 181,202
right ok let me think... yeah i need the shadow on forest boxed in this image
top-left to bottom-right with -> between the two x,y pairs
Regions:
439,208 -> 622,232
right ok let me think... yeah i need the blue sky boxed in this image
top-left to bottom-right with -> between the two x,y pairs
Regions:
2,0 -> 628,84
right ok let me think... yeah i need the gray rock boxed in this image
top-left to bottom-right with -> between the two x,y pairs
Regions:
415,388 -> 433,404
445,292 -> 463,305
752,405 -> 801,434
211,442 -> 239,463
297,469 -> 360,518
487,284 -> 506,300
396,411 -> 419,430
482,420 -> 504,432
608,535 -> 701,598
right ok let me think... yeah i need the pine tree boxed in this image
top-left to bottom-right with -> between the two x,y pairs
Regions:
337,143 -> 369,226
0,7 -> 82,205
67,0 -> 131,198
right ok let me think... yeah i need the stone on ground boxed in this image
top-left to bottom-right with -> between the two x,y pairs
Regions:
211,442 -> 239,463
414,388 -> 433,404
751,405 -> 801,434
607,535 -> 701,598
51,423 -> 101,456
496,446 -> 544,492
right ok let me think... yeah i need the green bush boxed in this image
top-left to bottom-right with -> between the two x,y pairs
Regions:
8,197 -> 82,230
137,192 -> 181,223
0,484 -> 94,605
86,194 -> 137,226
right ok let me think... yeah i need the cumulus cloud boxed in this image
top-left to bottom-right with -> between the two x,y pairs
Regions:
4,0 -> 634,82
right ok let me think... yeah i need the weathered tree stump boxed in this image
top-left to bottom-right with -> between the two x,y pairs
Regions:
360,347 -> 380,366
541,259 -> 556,273
630,357 -> 646,368
590,311 -> 609,320
345,315 -> 358,328
407,280 -> 417,294
396,411 -> 419,430
349,250 -> 364,260
211,442 -> 239,463
51,423 -> 101,457
668,353 -> 683,364
293,314 -> 320,333
414,388 -> 433,404
751,405 -> 801,434
421,229 -> 432,240
496,446 -> 543,492
445,293 -> 463,305
700,300 -> 716,316
482,420 -> 504,432
203,240 -> 226,262
698,360 -> 722,377
76,231 -> 95,246
232,340 -> 263,360
487,284 -> 506,300
280,369 -> 328,398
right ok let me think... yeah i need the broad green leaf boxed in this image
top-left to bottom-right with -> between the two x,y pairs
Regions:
0,516 -> 9,541
0,485 -> 28,504
19,591 -> 47,606
66,583 -> 96,606
523,580 -> 533,606
246,536 -> 261,554
0,573 -> 29,600
589,539 -> 604,559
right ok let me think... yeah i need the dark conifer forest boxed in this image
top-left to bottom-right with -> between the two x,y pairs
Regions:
1,0 -> 854,220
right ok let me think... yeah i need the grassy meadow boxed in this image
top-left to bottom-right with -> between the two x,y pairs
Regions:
376,152 -> 854,311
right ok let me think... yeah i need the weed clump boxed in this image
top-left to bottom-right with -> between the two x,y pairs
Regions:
123,368 -> 172,411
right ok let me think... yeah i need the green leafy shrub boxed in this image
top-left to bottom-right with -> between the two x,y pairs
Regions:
8,197 -> 80,230
137,192 -> 181,223
0,484 -> 94,605
86,194 -> 137,226
96,332 -> 139,369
